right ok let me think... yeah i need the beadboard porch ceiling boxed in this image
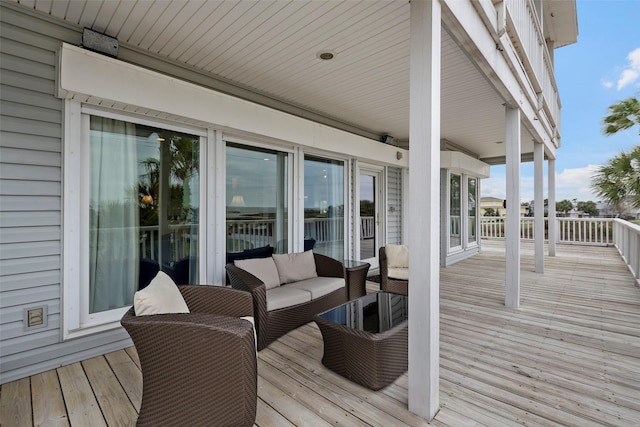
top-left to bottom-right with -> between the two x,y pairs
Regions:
13,0 -> 537,161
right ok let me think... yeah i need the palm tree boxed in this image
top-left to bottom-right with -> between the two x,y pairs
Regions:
602,97 -> 640,135
591,145 -> 640,211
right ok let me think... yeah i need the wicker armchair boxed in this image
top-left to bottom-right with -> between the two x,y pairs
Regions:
379,246 -> 408,296
226,252 -> 347,351
121,285 -> 257,427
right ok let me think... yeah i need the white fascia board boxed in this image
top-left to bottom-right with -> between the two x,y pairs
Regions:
440,151 -> 490,178
58,43 -> 408,168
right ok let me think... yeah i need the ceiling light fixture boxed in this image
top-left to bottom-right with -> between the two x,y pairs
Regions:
318,51 -> 335,60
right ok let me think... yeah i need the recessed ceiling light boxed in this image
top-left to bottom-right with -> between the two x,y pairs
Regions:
318,51 -> 335,60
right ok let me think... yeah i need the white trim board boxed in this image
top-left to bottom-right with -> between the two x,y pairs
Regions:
57,43 -> 408,168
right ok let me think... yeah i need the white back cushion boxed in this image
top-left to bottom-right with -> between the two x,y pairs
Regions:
386,244 -> 409,268
134,271 -> 190,316
272,250 -> 318,284
235,257 -> 281,290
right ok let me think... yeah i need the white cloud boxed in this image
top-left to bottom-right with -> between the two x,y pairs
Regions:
616,47 -> 640,90
601,79 -> 613,89
555,165 -> 600,201
480,165 -> 601,203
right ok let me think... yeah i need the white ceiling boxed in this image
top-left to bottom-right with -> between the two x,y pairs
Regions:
12,0 -> 539,161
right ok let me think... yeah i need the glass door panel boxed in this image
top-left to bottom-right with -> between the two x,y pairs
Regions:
304,156 -> 345,259
359,170 -> 381,263
226,144 -> 288,255
88,116 -> 200,314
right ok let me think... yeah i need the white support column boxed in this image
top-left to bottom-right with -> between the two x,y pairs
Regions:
534,142 -> 544,273
548,158 -> 556,256
505,107 -> 521,308
408,0 -> 440,420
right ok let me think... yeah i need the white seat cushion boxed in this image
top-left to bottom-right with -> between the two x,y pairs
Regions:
134,271 -> 190,316
235,257 -> 281,290
388,267 -> 409,281
286,277 -> 345,300
266,286 -> 311,311
386,244 -> 409,268
272,250 -> 318,284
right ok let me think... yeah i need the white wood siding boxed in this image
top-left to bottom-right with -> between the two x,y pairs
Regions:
0,7 -> 132,384
386,167 -> 404,245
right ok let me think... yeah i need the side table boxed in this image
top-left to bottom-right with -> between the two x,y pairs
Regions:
343,260 -> 370,300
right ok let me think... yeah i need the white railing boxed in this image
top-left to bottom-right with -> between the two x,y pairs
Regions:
503,0 -> 561,130
360,216 -> 375,239
613,219 -> 640,285
480,215 -> 640,283
304,217 -> 345,243
480,217 -> 614,245
505,0 -> 544,92
139,224 -> 197,264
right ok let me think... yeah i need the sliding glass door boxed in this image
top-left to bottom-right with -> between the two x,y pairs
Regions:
226,143 -> 289,254
304,156 -> 345,259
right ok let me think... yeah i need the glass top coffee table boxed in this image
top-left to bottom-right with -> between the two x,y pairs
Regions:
314,291 -> 408,390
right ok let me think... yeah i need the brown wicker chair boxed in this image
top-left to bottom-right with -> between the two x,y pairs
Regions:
226,253 -> 347,351
121,285 -> 257,427
379,246 -> 408,296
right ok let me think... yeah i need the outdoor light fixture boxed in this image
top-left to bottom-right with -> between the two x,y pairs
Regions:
82,28 -> 118,58
380,134 -> 395,145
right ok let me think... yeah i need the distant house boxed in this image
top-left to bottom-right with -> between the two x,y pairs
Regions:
480,197 -> 527,217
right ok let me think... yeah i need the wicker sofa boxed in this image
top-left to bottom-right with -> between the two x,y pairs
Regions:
226,252 -> 347,351
121,285 -> 257,427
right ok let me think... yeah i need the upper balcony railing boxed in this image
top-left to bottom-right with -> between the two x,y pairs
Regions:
475,0 -> 562,144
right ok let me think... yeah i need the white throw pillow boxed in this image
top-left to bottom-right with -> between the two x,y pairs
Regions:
133,271 -> 190,316
272,250 -> 318,284
235,257 -> 281,290
386,244 -> 409,268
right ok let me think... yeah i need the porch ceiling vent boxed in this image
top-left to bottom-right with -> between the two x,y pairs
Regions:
82,28 -> 118,58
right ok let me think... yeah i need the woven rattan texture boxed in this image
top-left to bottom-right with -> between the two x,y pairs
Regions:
227,253 -> 347,351
379,247 -> 408,296
315,313 -> 408,390
121,286 -> 257,426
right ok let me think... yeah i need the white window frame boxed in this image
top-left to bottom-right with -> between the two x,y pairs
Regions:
62,101 -> 207,339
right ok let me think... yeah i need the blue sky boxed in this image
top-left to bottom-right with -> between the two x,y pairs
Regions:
481,0 -> 640,203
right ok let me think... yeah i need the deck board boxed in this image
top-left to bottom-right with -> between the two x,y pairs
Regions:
1,241 -> 639,426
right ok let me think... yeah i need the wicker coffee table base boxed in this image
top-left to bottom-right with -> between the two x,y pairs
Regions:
314,316 -> 408,390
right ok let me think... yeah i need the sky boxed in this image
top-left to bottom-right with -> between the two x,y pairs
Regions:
481,0 -> 640,204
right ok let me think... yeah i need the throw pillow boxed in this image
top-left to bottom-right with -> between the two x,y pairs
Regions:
234,257 -> 281,290
133,271 -> 190,316
272,250 -> 318,284
386,244 -> 409,268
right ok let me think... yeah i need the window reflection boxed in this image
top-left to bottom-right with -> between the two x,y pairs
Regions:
226,144 -> 288,254
89,117 -> 199,313
450,173 -> 461,248
304,156 -> 344,259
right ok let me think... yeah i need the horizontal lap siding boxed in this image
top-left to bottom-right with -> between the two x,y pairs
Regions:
0,7 -> 131,384
386,167 -> 403,245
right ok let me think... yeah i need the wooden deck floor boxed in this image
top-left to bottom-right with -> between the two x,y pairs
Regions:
2,241 -> 639,426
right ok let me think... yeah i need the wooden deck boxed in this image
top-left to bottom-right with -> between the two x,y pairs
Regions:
2,241 -> 639,426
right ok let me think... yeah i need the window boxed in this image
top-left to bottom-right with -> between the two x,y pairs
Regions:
226,143 -> 289,254
65,107 -> 202,337
304,156 -> 345,259
450,173 -> 462,249
468,177 -> 477,244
